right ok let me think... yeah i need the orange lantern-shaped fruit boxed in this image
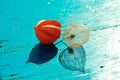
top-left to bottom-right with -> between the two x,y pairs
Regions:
34,20 -> 61,44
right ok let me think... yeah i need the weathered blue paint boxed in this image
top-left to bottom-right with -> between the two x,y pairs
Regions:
1,0 -> 120,80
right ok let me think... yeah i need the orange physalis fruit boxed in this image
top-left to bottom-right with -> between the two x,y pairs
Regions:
34,20 -> 61,44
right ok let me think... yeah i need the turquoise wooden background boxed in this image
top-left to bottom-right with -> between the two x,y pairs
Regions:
1,0 -> 120,80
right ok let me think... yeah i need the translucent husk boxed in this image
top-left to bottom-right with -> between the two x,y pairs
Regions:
62,23 -> 90,48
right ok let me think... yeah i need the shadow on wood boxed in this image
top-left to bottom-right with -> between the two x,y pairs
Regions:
59,46 -> 86,73
26,43 -> 58,64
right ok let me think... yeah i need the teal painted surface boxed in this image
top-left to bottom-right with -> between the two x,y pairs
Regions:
1,0 -> 120,80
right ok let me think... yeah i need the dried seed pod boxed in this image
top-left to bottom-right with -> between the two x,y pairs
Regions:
63,24 -> 89,48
